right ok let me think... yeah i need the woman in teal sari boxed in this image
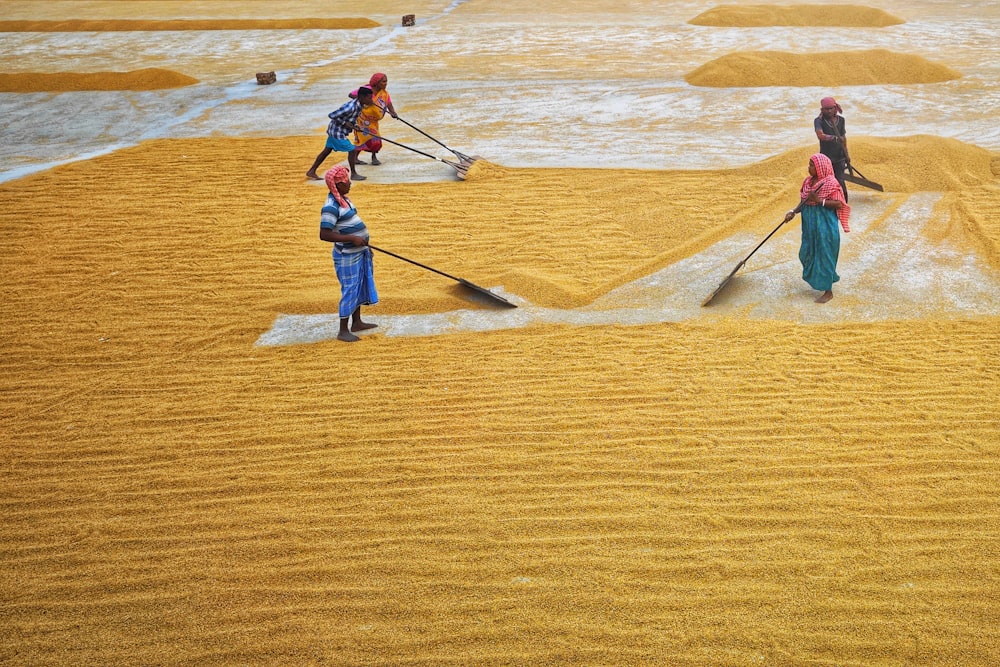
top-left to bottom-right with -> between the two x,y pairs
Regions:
784,153 -> 851,303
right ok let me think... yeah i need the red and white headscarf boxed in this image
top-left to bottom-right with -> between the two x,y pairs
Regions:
802,153 -> 851,232
325,166 -> 351,208
369,72 -> 387,87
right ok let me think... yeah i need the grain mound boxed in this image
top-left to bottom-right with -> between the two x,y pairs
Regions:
0,19 -> 379,31
689,4 -> 904,27
751,135 -> 998,193
0,68 -> 198,92
685,49 -> 960,87
461,159 -> 509,181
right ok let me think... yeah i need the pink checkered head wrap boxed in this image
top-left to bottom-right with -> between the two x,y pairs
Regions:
325,166 -> 351,208
801,153 -> 851,232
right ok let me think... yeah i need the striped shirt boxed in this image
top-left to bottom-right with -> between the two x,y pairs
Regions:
326,99 -> 363,140
320,194 -> 370,254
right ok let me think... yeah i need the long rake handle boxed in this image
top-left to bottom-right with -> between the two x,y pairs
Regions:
359,129 -> 462,169
368,244 -> 463,282
847,163 -> 872,181
724,192 -> 815,278
828,127 -> 878,186
741,198 -> 807,264
702,191 -> 818,306
395,116 -> 472,161
829,120 -> 851,164
828,125 -> 879,185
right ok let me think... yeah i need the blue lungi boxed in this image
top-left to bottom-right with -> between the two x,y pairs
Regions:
334,247 -> 378,317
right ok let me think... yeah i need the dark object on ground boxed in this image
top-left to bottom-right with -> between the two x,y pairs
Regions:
843,164 -> 884,192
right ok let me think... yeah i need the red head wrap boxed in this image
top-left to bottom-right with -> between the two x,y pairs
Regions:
820,96 -> 843,114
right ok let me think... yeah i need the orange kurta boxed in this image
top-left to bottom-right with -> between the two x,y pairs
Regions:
353,89 -> 391,147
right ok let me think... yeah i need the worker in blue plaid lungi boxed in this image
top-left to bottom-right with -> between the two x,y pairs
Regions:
319,166 -> 379,342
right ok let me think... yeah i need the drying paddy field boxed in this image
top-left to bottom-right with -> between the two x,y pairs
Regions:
2,1 -> 998,664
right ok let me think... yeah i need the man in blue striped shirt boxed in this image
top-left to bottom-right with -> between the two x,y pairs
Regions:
306,85 -> 374,181
319,166 -> 378,342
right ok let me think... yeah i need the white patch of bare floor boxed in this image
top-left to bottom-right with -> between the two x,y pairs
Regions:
255,191 -> 1000,345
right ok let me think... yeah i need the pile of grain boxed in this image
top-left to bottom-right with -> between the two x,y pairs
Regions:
0,18 -> 379,31
686,49 -> 961,87
461,159 -> 510,181
0,68 -> 198,93
751,135 -> 999,192
689,4 -> 904,27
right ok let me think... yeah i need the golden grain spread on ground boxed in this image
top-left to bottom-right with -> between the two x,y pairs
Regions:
689,4 -> 904,27
0,68 -> 198,92
0,18 -> 380,31
3,132 -> 1000,663
2,1 -> 1000,665
686,49 -> 962,87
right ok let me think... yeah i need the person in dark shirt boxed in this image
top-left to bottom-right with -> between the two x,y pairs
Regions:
814,96 -> 851,202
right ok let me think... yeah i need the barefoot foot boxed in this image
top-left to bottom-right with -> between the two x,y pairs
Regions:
306,171 -> 321,180
370,156 -> 382,166
352,173 -> 367,181
351,321 -> 378,332
815,290 -> 833,303
337,331 -> 360,342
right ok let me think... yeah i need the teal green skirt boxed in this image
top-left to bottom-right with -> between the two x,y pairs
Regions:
799,205 -> 841,292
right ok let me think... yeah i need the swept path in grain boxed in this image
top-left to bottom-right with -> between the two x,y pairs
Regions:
257,190 -> 1000,345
